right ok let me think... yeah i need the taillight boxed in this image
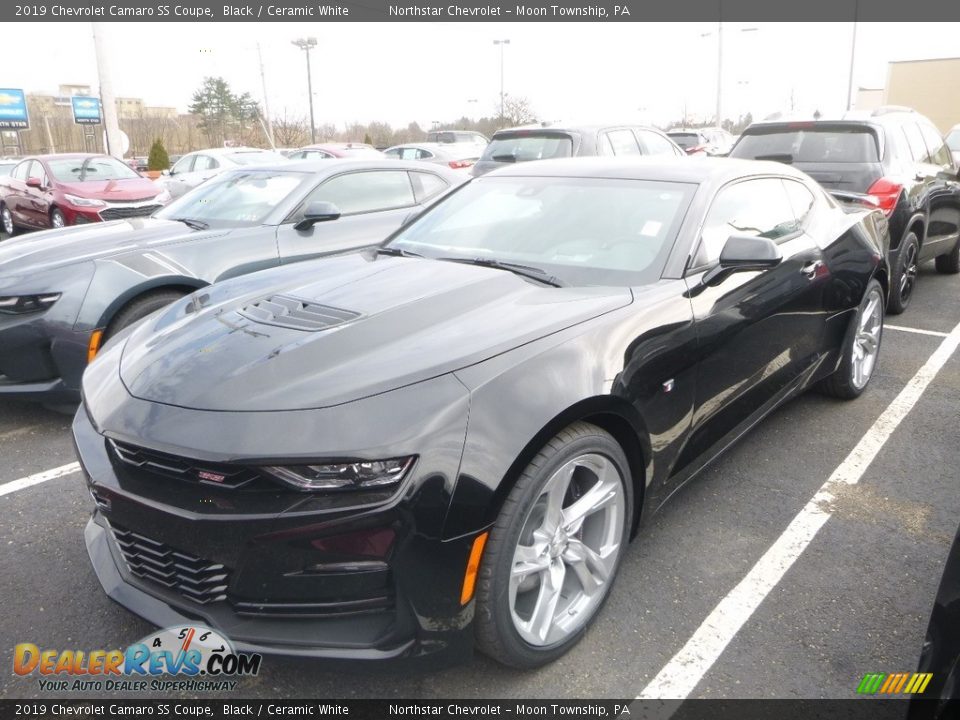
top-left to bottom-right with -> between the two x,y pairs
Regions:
865,178 -> 903,216
685,146 -> 707,155
449,159 -> 474,169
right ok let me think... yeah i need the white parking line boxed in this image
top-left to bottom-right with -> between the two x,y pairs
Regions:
886,324 -> 950,338
638,318 -> 960,700
0,463 -> 81,498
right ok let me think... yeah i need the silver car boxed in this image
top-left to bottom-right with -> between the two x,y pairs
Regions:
156,147 -> 288,202
384,142 -> 481,171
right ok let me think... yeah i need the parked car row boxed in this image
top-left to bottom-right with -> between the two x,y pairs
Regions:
0,106 -> 958,676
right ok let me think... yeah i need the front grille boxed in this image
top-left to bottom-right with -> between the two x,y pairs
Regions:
99,204 -> 161,221
108,439 -> 260,489
238,295 -> 361,331
110,522 -> 230,605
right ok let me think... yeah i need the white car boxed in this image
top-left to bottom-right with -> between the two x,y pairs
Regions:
156,147 -> 288,202
947,124 -> 960,167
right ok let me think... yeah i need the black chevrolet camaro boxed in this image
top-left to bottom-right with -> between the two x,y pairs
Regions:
75,157 -> 891,668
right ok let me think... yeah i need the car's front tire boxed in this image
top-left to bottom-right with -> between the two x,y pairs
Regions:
818,278 -> 884,400
475,422 -> 633,668
50,207 -> 66,229
888,231 -> 919,315
106,289 -> 188,339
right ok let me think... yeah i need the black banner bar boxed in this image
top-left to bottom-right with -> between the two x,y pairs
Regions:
5,0 -> 960,23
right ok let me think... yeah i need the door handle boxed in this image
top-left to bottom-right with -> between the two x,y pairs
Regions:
801,260 -> 825,279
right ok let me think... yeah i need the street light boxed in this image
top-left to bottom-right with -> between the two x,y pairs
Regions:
292,37 -> 318,144
493,39 -> 510,121
701,24 -> 757,128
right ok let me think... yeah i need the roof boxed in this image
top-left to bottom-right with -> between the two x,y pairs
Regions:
483,155 -> 809,184
26,153 -> 108,161
492,123 -> 660,136
227,157 -> 464,178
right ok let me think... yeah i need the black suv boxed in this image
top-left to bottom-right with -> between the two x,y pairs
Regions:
730,108 -> 960,313
471,123 -> 685,177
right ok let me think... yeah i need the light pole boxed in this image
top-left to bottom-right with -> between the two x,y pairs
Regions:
292,37 -> 317,144
493,39 -> 510,121
846,0 -> 859,110
701,24 -> 757,128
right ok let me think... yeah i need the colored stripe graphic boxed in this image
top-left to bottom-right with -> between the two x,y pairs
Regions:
858,672 -> 932,694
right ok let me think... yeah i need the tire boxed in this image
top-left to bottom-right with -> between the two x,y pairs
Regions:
888,231 -> 919,315
105,290 -> 187,339
935,237 -> 960,275
818,278 -> 884,400
1,204 -> 18,237
50,207 -> 66,229
475,422 -> 634,668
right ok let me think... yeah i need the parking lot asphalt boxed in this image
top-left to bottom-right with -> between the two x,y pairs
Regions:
0,263 -> 957,702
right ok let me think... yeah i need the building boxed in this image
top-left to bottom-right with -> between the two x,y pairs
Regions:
884,57 -> 960,133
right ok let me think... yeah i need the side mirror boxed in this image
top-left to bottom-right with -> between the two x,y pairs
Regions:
26,177 -> 43,189
702,235 -> 782,286
161,169 -> 171,177
294,201 -> 342,231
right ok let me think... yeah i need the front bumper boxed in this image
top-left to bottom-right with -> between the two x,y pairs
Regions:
73,375 -> 479,664
0,316 -> 91,403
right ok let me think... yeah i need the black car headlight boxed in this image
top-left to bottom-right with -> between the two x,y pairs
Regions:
0,293 -> 62,314
261,456 -> 415,491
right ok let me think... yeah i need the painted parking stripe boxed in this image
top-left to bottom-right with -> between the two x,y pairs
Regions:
886,324 -> 950,338
638,318 -> 960,700
0,463 -> 80,498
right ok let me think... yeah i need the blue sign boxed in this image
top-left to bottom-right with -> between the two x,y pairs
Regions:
0,88 -> 29,130
72,96 -> 102,125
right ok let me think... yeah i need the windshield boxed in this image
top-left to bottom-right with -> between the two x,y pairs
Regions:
480,134 -> 574,163
226,150 -> 287,166
47,156 -> 141,182
947,130 -> 960,152
732,126 -> 880,163
386,176 -> 695,286
155,170 -> 306,226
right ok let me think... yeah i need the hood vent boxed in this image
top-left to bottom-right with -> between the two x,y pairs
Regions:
237,295 -> 361,332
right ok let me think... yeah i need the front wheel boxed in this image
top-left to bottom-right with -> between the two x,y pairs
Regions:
1,204 -> 17,237
818,278 -> 884,400
50,207 -> 66,229
475,422 -> 633,668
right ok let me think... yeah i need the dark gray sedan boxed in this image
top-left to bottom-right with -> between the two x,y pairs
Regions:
0,159 -> 464,404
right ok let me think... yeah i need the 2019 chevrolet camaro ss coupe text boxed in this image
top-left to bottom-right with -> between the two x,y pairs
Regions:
0,159 -> 462,404
75,157 -> 890,668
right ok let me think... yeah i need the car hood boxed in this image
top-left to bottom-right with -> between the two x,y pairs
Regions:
57,177 -> 160,201
119,253 -> 633,411
0,218 -> 229,276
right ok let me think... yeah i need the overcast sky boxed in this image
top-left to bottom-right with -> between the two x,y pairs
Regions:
7,22 -> 960,129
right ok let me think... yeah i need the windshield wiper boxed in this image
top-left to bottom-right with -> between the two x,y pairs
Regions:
376,246 -> 423,258
170,217 -> 210,231
491,153 -> 518,163
436,257 -> 564,287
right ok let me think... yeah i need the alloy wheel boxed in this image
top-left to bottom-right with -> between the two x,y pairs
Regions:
51,211 -> 65,229
508,453 -> 625,647
851,287 -> 883,390
900,242 -> 918,302
1,207 -> 12,235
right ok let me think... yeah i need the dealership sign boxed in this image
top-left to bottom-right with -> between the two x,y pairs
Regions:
0,88 -> 29,130
72,96 -> 102,125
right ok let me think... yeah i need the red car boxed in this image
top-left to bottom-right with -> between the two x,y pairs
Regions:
0,153 -> 162,235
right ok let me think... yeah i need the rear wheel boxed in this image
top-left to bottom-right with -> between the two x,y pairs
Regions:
818,279 -> 884,400
106,290 -> 187,339
1,204 -> 17,237
935,237 -> 960,274
888,232 -> 919,315
50,207 -> 66,229
475,422 -> 633,668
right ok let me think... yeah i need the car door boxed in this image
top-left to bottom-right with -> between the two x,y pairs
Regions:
183,154 -> 221,192
165,154 -> 196,199
276,169 -> 420,263
23,160 -> 51,228
675,176 -> 827,474
5,161 -> 31,226
916,121 -> 960,262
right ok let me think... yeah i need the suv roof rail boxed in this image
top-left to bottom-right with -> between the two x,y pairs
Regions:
871,105 -> 916,116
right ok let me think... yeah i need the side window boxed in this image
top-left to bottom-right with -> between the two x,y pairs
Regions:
410,171 -> 449,204
301,170 -> 415,216
397,148 -> 420,161
637,130 -> 681,156
598,133 -> 616,156
694,178 -> 799,268
171,155 -> 194,174
415,149 -> 435,160
901,123 -> 928,163
27,161 -> 45,184
783,179 -> 816,228
193,155 -> 218,171
11,161 -> 30,181
918,123 -> 954,167
604,129 -> 641,156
